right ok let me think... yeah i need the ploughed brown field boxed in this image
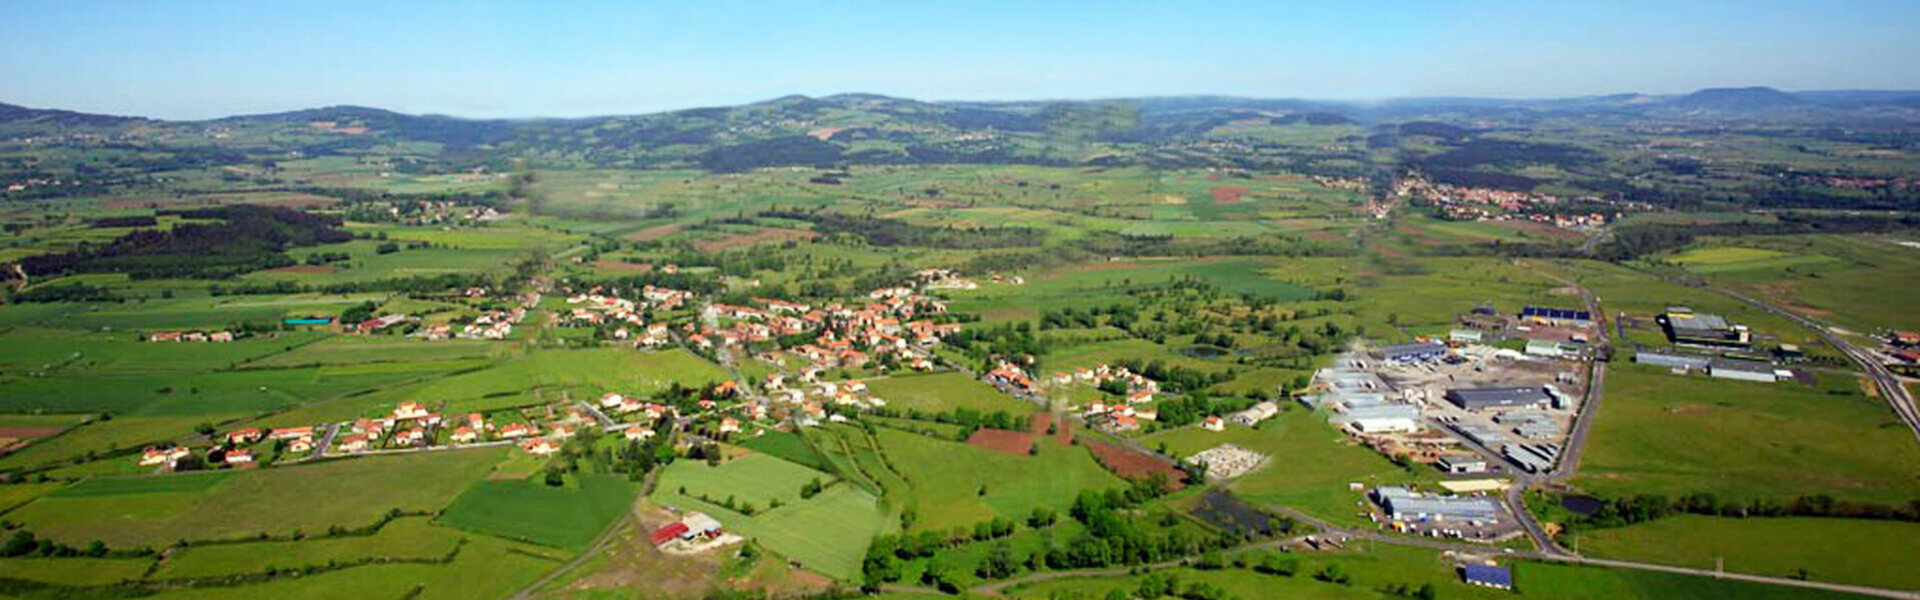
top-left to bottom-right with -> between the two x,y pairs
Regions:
1209,186 -> 1250,204
965,427 -> 1033,455
1084,439 -> 1186,490
694,227 -> 818,252
1030,413 -> 1073,446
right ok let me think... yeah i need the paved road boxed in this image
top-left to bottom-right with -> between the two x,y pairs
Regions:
577,400 -> 617,430
305,422 -> 341,461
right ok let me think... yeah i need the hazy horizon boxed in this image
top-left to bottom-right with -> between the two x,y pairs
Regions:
5,0 -> 1918,120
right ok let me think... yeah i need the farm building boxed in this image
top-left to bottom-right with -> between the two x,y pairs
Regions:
1634,351 -> 1711,370
682,512 -> 724,538
1229,401 -> 1280,426
1445,386 -> 1551,411
1448,329 -> 1485,344
1708,358 -> 1778,383
1520,306 -> 1591,326
1660,308 -> 1750,348
1371,486 -> 1500,522
650,522 -> 689,546
1373,341 -> 1447,363
1890,330 -> 1920,348
1775,344 -> 1804,361
1461,564 -> 1513,590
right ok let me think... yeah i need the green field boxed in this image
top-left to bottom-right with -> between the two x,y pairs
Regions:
438,473 -> 639,551
652,453 -> 888,580
654,453 -> 834,515
866,372 -> 1037,414
0,556 -> 155,585
1661,234 -> 1920,332
139,532 -> 567,600
1004,543 -> 1862,600
1574,515 -> 1920,590
1575,364 -> 1920,504
872,427 -> 1123,533
736,430 -> 835,472
1140,406 -> 1437,529
10,448 -> 503,546
152,516 -> 464,579
0,415 -> 220,471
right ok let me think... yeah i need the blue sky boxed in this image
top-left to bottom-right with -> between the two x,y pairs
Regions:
3,0 -> 1916,119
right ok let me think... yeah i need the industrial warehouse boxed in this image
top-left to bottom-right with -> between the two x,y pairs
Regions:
1660,307 -> 1751,348
1307,302 -> 1593,511
1445,386 -> 1555,411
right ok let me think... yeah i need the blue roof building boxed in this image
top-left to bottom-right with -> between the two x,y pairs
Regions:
1461,564 -> 1513,589
1521,306 -> 1592,324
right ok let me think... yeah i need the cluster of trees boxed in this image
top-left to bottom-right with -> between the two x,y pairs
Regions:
1110,357 -> 1236,393
17,205 -> 351,280
761,209 -> 1043,249
5,282 -> 116,303
1148,392 -> 1264,429
304,251 -> 351,265
1036,478 -> 1242,571
1596,213 -> 1920,261
1559,491 -> 1920,536
862,516 -> 1026,587
1039,304 -> 1138,331
868,407 -> 1027,442
1132,571 -> 1241,600
944,322 -> 1043,365
210,271 -> 503,297
89,215 -> 157,227
698,136 -> 844,172
1,530 -> 145,560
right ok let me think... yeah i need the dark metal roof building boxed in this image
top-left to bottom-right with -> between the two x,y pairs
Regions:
1445,386 -> 1551,411
1462,564 -> 1513,589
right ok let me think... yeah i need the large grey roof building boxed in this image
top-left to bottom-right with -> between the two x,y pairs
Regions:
1634,351 -> 1711,370
1371,486 -> 1501,522
1374,341 -> 1447,362
1444,386 -> 1551,411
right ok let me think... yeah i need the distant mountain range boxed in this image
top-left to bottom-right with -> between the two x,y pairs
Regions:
5,87 -> 1918,172
7,87 -> 1920,127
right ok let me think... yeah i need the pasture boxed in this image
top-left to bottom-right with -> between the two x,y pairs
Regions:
737,430 -> 834,472
872,427 -> 1122,533
653,453 -> 831,513
0,556 -> 155,585
439,473 -> 639,550
1574,364 -> 1920,504
865,372 -> 1036,414
1140,407 -> 1437,529
651,453 -> 888,581
139,532 -> 567,600
9,448 -> 503,546
1573,515 -> 1920,590
151,516 -> 464,579
1667,234 -> 1920,332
